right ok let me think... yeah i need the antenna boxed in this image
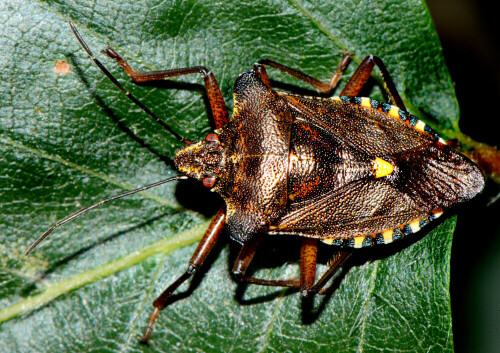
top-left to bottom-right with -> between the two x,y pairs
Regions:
25,175 -> 188,255
69,21 -> 189,144
25,24 -> 194,255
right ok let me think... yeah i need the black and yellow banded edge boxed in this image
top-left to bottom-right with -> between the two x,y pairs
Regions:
321,209 -> 444,248
333,96 -> 448,146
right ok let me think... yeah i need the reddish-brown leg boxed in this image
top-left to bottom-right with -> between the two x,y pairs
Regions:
232,235 -> 300,288
253,53 -> 352,93
299,238 -> 318,294
103,47 -> 229,129
232,236 -> 351,297
341,55 -> 406,110
308,250 -> 351,296
69,22 -> 191,143
140,208 -> 226,344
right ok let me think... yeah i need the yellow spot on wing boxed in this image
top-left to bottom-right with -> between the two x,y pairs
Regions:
353,236 -> 364,248
415,120 -> 426,132
388,106 -> 399,118
360,97 -> 371,108
373,158 -> 394,178
382,230 -> 393,244
409,220 -> 421,233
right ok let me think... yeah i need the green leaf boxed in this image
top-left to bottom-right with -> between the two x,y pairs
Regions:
0,0 -> 458,352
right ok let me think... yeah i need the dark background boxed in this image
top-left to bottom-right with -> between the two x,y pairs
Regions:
426,0 -> 500,352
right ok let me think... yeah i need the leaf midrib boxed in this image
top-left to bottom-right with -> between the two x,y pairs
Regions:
0,220 -> 209,324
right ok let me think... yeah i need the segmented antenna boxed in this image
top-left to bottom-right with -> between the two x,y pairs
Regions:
25,175 -> 188,255
25,23 -> 194,255
68,21 -> 189,144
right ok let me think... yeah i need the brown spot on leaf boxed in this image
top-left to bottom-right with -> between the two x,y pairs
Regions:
54,60 -> 71,75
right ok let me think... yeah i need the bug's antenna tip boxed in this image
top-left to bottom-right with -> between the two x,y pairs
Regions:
24,242 -> 38,256
24,227 -> 54,256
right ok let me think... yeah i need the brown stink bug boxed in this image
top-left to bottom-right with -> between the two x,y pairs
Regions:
25,22 -> 485,343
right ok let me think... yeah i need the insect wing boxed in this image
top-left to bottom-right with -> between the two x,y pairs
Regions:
270,95 -> 484,245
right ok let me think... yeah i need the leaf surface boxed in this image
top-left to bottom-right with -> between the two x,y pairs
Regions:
0,0 -> 457,352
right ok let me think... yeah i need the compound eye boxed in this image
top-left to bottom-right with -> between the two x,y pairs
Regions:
202,177 -> 216,188
205,133 -> 219,142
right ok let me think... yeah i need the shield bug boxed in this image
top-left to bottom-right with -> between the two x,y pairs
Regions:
25,22 -> 485,343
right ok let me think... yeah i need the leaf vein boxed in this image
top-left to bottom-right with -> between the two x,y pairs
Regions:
0,137 -> 179,208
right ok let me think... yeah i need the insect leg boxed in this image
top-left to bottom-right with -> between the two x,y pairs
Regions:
233,237 -> 351,297
140,208 -> 225,344
253,52 -> 351,93
69,22 -> 189,143
231,235 -> 262,278
305,250 -> 351,296
103,48 -> 229,129
340,55 -> 406,110
232,236 -> 300,288
299,238 -> 318,294
232,237 -> 322,295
